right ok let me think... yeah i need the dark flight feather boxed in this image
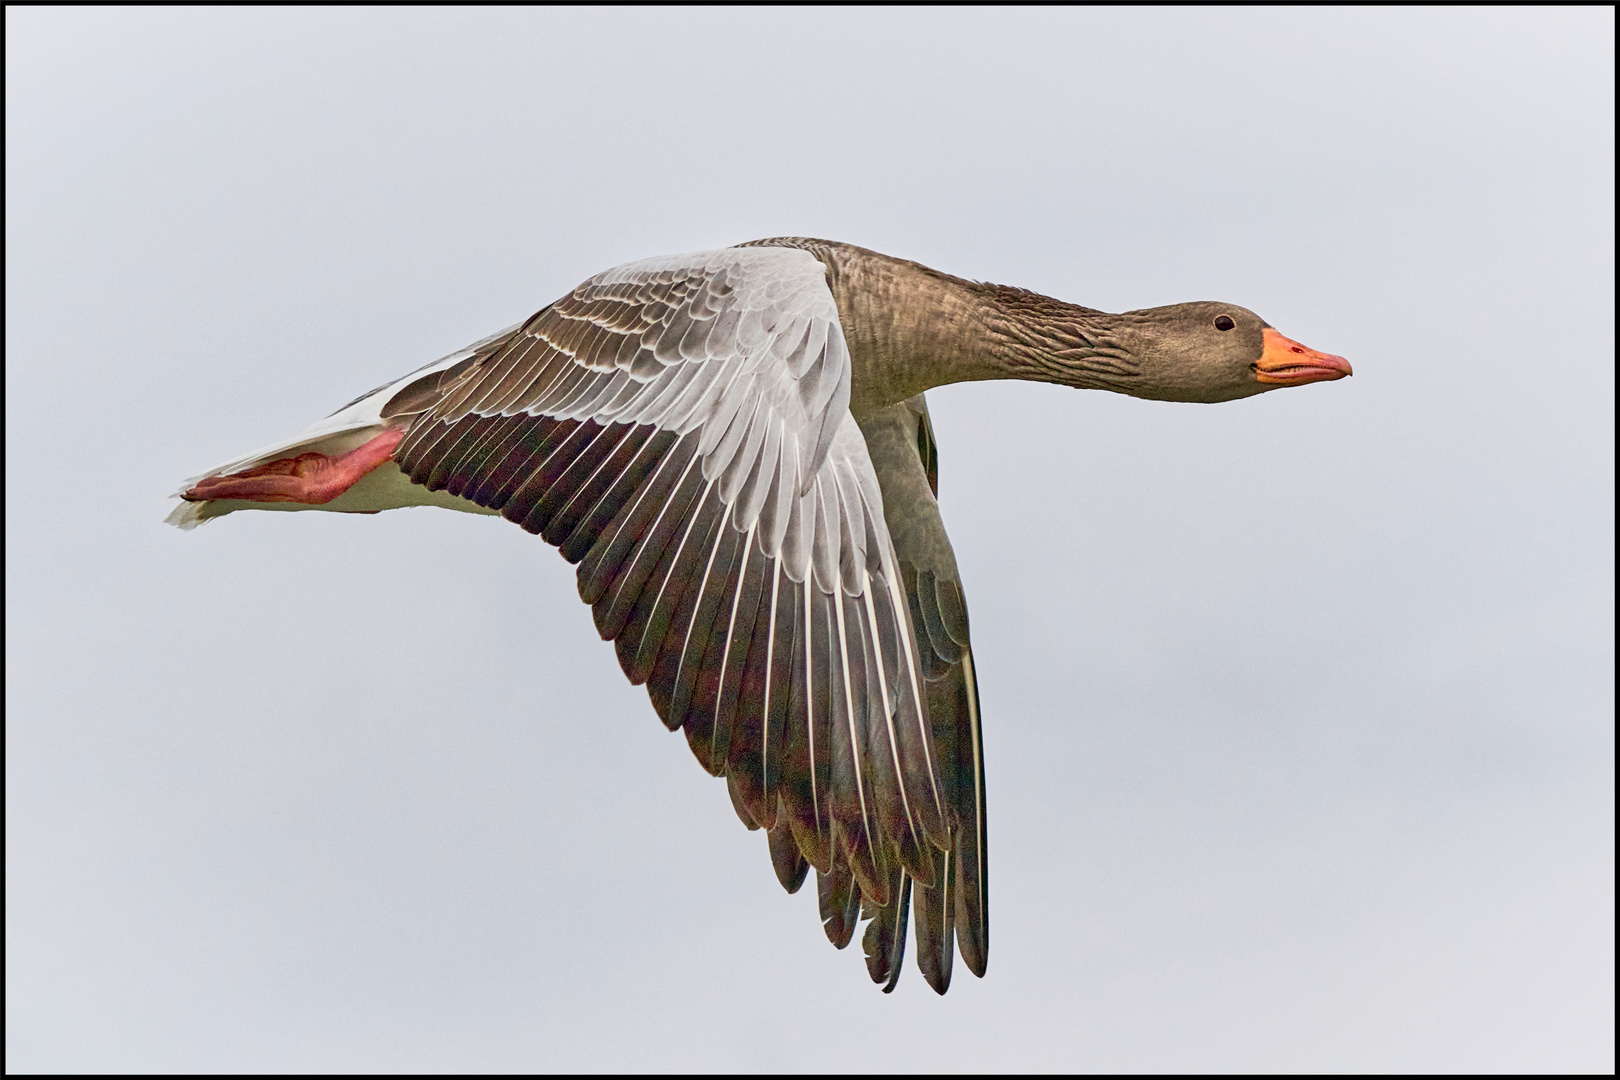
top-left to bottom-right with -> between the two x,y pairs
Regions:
861,863 -> 913,992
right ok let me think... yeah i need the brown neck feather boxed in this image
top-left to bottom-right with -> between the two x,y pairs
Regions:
743,238 -> 1140,417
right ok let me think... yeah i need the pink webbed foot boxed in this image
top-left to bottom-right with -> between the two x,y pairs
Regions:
183,427 -> 405,504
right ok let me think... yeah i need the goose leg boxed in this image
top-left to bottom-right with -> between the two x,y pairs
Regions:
182,427 -> 404,504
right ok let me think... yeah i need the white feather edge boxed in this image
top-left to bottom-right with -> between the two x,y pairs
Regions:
164,324 -> 521,530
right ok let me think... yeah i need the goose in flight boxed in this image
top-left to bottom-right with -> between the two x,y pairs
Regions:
167,238 -> 1350,994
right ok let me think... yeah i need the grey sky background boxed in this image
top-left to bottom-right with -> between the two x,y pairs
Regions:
6,7 -> 1613,1072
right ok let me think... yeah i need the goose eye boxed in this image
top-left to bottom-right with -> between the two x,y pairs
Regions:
1214,315 -> 1236,332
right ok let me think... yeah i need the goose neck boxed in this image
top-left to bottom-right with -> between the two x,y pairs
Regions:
832,258 -> 1136,416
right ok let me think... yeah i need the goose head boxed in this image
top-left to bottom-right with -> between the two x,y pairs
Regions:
1111,301 -> 1351,403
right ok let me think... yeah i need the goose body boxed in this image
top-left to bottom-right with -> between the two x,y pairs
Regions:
167,238 -> 1349,993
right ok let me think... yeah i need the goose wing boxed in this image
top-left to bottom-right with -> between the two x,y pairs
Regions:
858,395 -> 988,994
389,246 -> 956,985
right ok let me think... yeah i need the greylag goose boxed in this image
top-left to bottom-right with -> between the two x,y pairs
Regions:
167,238 -> 1350,994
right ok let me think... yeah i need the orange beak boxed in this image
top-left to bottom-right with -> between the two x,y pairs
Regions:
1255,327 -> 1352,386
